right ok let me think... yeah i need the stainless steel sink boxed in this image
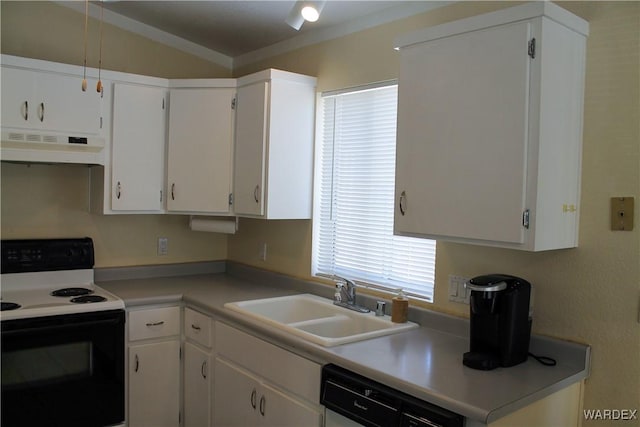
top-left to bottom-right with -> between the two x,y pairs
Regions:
224,294 -> 418,346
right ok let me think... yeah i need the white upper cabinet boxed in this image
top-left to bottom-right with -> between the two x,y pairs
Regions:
1,66 -> 102,136
394,2 -> 588,251
167,82 -> 236,215
233,70 -> 316,219
110,83 -> 166,212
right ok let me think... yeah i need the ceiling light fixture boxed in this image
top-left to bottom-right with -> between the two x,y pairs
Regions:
286,1 -> 326,30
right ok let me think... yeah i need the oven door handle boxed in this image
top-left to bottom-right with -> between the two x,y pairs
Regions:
0,315 -> 123,336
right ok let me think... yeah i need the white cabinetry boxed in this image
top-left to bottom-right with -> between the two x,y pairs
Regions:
394,2 -> 588,251
233,70 -> 316,219
1,66 -> 102,135
213,322 -> 323,427
167,80 -> 236,214
183,307 -> 214,427
127,306 -> 181,427
110,83 -> 166,212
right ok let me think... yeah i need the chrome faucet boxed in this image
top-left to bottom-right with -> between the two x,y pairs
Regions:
331,275 -> 370,313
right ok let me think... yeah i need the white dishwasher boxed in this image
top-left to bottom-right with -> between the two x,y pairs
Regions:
321,364 -> 463,427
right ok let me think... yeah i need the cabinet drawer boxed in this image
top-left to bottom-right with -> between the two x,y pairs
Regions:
129,306 -> 180,341
184,307 -> 213,348
215,322 -> 321,403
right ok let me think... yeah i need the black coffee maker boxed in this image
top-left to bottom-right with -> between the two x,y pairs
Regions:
463,274 -> 532,370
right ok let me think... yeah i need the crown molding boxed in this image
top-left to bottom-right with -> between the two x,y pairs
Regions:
54,1 -> 451,72
233,2 -> 451,69
54,1 -> 234,70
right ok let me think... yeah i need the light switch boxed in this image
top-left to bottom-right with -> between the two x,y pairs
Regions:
610,197 -> 634,231
448,275 -> 469,304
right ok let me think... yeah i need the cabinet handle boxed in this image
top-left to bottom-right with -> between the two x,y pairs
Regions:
399,191 -> 407,216
250,389 -> 257,409
116,182 -> 122,199
253,185 -> 260,203
38,102 -> 45,122
171,183 -> 176,200
259,395 -> 266,416
23,101 -> 28,121
145,321 -> 165,327
191,324 -> 201,331
201,360 -> 207,379
134,354 -> 139,372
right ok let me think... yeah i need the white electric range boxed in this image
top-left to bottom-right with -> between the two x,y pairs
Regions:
1,238 -> 126,427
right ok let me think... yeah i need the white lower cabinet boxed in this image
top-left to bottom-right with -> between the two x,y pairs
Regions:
127,306 -> 181,427
183,307 -> 214,427
184,342 -> 212,427
128,340 -> 181,427
213,322 -> 323,427
214,357 -> 321,427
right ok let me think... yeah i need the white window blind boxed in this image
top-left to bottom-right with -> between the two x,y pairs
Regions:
313,83 -> 436,302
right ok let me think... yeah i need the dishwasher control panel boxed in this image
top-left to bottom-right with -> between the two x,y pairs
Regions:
321,364 -> 463,427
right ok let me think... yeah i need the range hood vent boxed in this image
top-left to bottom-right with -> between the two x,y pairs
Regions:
1,129 -> 105,165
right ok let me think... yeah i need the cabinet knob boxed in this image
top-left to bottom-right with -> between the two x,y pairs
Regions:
39,102 -> 45,122
116,182 -> 122,199
23,101 -> 29,121
259,395 -> 266,416
171,183 -> 176,201
134,354 -> 139,372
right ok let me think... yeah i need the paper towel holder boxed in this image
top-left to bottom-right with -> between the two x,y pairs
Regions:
189,216 -> 238,234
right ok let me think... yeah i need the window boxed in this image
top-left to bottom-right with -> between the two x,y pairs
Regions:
312,83 -> 436,302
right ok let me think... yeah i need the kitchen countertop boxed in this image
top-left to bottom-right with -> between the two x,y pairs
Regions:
97,262 -> 590,424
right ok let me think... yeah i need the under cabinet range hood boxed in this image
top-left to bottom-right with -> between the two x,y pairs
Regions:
0,130 -> 105,165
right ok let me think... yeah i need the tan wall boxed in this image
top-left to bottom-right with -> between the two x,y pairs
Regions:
230,1 -> 640,422
0,1 -> 231,266
2,0 -> 639,421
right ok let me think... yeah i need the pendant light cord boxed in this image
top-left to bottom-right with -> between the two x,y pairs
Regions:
97,0 -> 104,94
81,0 -> 88,91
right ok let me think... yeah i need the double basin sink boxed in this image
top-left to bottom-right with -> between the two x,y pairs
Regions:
224,294 -> 418,347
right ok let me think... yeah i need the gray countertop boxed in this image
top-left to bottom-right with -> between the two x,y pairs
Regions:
97,262 -> 590,424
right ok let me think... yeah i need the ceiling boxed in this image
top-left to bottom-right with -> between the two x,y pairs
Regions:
68,1 -> 447,65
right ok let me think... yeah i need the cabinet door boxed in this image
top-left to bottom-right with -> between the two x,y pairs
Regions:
128,340 -> 180,427
213,357 -> 259,427
167,88 -> 234,213
111,83 -> 165,211
233,81 -> 268,216
395,21 -> 532,244
260,382 -> 323,427
184,342 -> 211,427
37,71 -> 102,135
1,67 -> 101,135
0,67 -> 37,129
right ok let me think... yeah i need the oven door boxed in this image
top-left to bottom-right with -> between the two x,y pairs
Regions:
1,309 -> 125,427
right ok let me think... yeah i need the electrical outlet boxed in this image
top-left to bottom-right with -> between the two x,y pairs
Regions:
157,237 -> 168,256
448,275 -> 470,304
259,243 -> 267,261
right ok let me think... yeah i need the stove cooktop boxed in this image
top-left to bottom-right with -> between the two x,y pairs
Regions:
0,238 -> 124,321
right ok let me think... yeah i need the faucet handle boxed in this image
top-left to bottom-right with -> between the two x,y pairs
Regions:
375,301 -> 386,316
334,283 -> 344,302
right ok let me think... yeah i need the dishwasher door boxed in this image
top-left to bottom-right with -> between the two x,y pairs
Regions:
325,409 -> 367,427
321,364 -> 463,427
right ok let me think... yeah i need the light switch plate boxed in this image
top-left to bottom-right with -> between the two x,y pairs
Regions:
448,275 -> 470,304
610,197 -> 634,231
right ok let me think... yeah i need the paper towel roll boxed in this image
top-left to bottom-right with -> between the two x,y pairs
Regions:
189,217 -> 237,234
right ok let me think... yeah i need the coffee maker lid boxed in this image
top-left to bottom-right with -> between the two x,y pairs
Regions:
465,274 -> 518,292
